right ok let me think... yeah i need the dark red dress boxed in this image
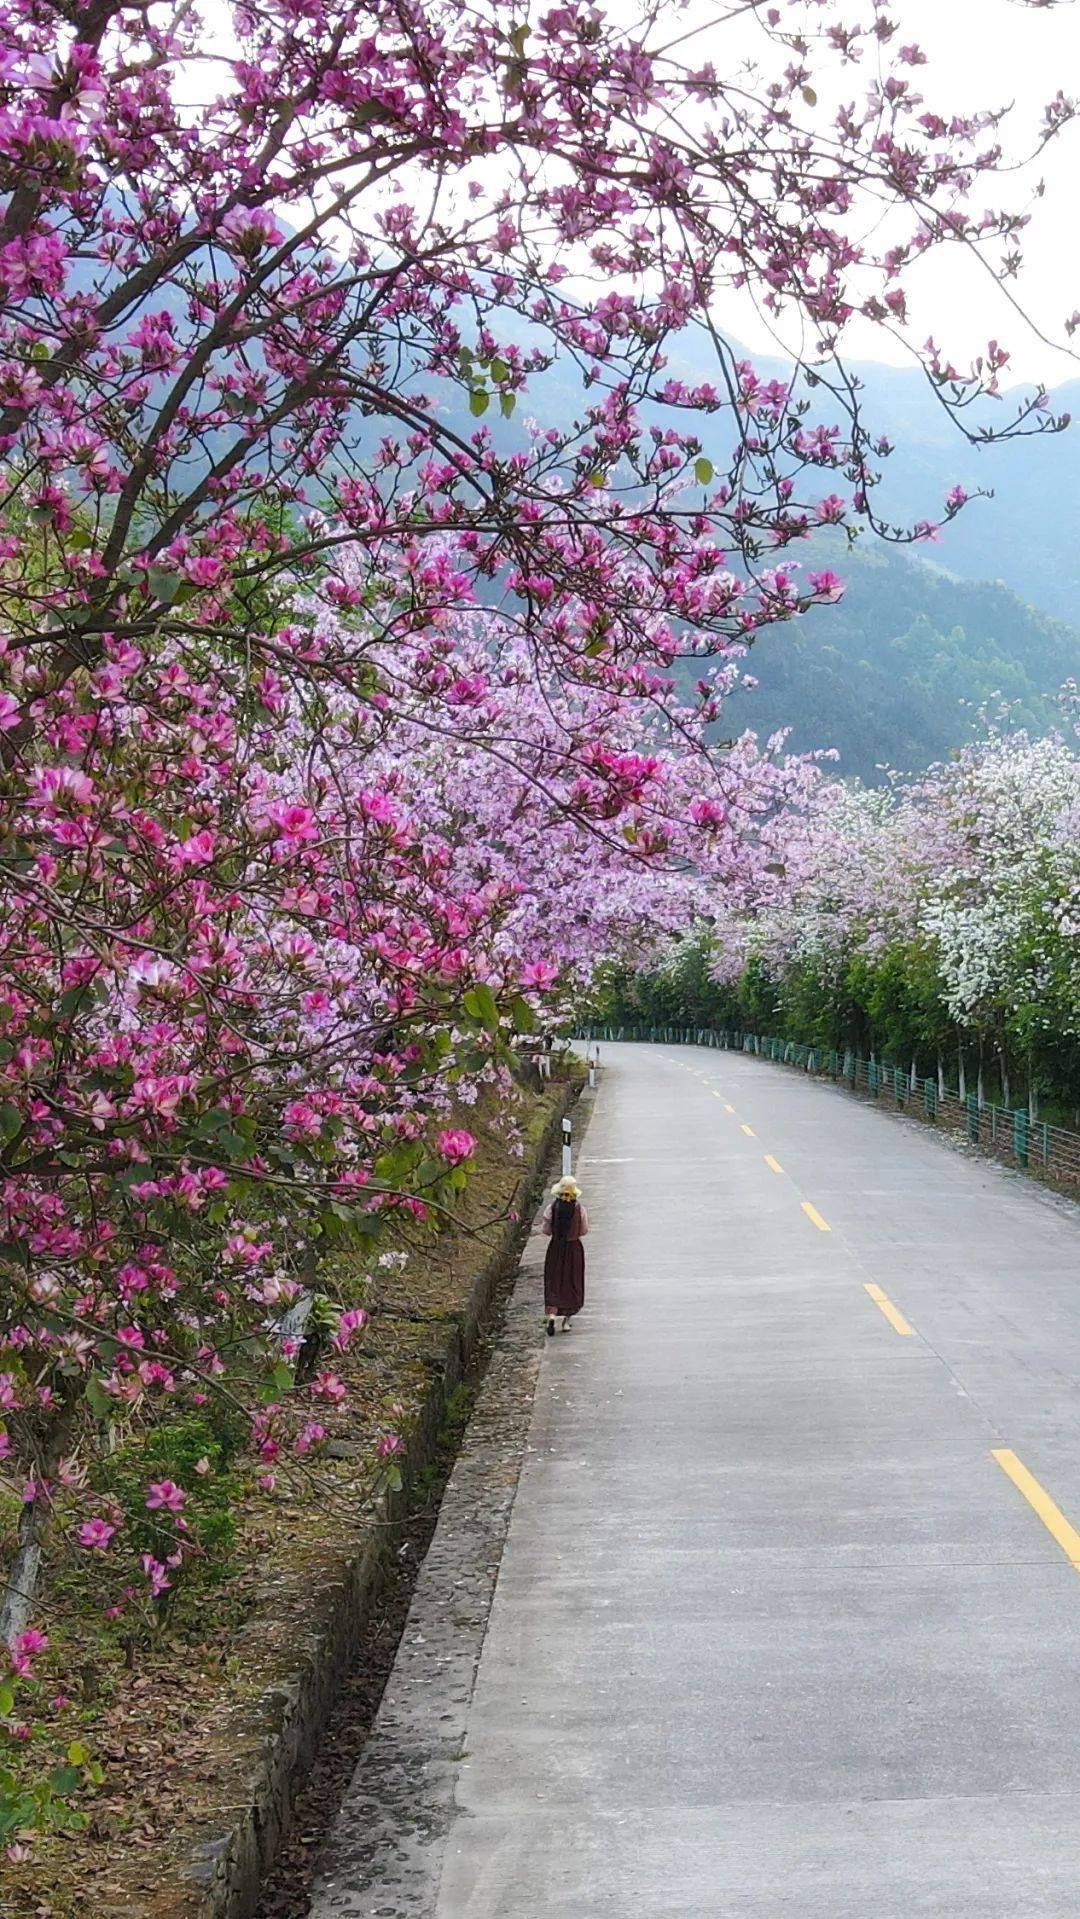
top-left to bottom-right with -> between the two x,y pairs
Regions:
543,1200 -> 587,1318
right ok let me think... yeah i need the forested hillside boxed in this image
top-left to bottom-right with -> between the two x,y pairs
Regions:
721,544 -> 1080,781
660,334 -> 1080,624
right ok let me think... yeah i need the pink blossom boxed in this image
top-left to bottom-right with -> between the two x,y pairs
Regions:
141,1554 -> 171,1597
10,1629 -> 48,1678
311,1370 -> 347,1402
77,1517 -> 117,1550
146,1479 -> 186,1512
519,959 -> 559,990
808,570 -> 844,602
333,1307 -> 370,1351
436,1128 -> 476,1166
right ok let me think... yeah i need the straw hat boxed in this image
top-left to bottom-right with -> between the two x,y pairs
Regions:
551,1177 -> 581,1201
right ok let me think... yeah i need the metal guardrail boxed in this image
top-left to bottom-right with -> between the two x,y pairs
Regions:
575,1022 -> 1080,1191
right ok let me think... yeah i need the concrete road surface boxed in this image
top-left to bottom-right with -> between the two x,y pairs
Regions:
313,1042 -> 1080,1918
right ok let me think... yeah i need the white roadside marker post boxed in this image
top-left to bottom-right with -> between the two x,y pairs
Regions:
562,1115 -> 572,1177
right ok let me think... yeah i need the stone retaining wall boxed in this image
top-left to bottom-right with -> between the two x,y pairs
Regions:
186,1076 -> 583,1919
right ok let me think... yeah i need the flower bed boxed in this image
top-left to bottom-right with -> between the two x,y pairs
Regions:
4,1074 -> 578,1918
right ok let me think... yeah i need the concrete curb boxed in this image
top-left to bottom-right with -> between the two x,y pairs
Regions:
186,1075 -> 586,1919
307,1072 -> 602,1917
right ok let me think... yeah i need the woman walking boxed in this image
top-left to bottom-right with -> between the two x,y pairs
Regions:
542,1176 -> 588,1336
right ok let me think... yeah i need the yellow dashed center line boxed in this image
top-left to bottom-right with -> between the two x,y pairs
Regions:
764,1154 -> 784,1175
992,1449 -> 1080,1570
801,1201 -> 831,1233
741,1123 -> 756,1138
864,1282 -> 915,1337
724,1103 -> 736,1113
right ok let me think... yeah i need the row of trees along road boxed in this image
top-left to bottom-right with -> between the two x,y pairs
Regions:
598,725 -> 1080,1128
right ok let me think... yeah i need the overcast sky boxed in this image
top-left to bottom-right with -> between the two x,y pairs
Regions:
193,0 -> 1080,388
712,0 -> 1080,388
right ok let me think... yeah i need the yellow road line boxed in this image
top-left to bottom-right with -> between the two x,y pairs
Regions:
863,1282 -> 914,1337
724,1103 -> 736,1113
764,1154 -> 784,1175
801,1201 -> 831,1233
741,1123 -> 756,1138
992,1449 -> 1080,1570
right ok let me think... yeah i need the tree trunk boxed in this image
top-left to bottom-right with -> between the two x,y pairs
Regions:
0,1500 -> 44,1646
2,1390 -> 79,1645
958,1043 -> 967,1103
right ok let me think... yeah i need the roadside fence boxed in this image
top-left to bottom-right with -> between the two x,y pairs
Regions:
575,1022 -> 1080,1191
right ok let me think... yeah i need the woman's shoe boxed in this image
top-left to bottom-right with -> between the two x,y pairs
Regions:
545,1316 -> 556,1337
560,1315 -> 571,1332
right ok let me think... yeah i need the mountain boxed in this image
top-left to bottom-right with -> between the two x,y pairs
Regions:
657,332 -> 1080,626
715,542 -> 1080,782
491,322 -> 1080,773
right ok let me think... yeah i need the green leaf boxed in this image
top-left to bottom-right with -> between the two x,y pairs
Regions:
694,456 -> 714,486
85,1375 -> 112,1421
50,1766 -> 81,1797
67,1742 -> 89,1766
499,392 -> 516,419
464,982 -> 499,1031
490,357 -> 509,384
0,1686 -> 14,1716
352,98 -> 390,124
0,1103 -> 20,1143
469,388 -> 490,417
458,1046 -> 491,1074
510,994 -> 536,1034
148,567 -> 181,604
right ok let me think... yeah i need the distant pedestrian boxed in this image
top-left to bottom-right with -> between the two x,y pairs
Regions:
542,1176 -> 588,1336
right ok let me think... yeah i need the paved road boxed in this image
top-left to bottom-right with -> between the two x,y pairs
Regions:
319,1043 -> 1080,1916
